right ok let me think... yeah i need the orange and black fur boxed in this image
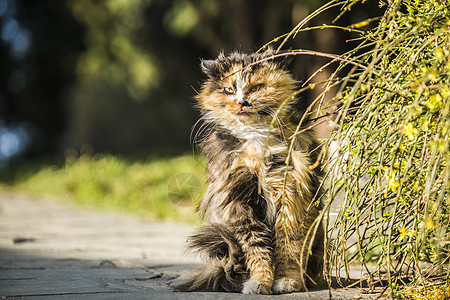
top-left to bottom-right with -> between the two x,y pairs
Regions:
177,49 -> 324,294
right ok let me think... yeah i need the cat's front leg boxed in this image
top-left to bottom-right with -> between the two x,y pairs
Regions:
272,201 -> 320,294
273,233 -> 305,294
230,220 -> 274,294
242,279 -> 271,294
224,168 -> 275,294
241,246 -> 274,294
272,216 -> 324,294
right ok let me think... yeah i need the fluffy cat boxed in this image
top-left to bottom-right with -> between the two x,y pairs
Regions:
177,48 -> 324,294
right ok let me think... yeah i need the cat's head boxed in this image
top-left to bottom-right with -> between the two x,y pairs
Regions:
196,48 -> 298,133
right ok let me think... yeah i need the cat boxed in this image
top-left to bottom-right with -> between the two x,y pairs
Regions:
176,48 -> 325,294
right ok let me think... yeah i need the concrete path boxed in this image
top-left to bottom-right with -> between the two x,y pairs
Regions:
0,192 -> 386,299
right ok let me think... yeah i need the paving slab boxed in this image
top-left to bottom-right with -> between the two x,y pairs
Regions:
0,191 -> 387,299
0,268 -> 157,296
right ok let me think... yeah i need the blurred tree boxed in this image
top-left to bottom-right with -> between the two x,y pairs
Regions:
0,0 -> 381,161
0,0 -> 84,161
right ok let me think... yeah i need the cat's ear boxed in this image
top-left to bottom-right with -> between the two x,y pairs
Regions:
200,59 -> 220,78
260,47 -> 293,66
273,52 -> 294,66
260,46 -> 276,56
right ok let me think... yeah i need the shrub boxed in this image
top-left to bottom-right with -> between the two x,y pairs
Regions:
307,0 -> 448,297
270,0 -> 448,297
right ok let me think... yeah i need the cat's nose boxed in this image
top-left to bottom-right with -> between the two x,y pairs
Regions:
238,99 -> 252,107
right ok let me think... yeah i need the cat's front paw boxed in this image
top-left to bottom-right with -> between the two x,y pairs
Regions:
272,278 -> 304,294
242,279 -> 270,294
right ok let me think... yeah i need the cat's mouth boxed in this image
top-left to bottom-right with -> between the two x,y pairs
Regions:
237,108 -> 270,116
237,104 -> 251,115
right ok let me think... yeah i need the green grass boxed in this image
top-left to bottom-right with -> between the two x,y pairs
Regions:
0,154 -> 207,223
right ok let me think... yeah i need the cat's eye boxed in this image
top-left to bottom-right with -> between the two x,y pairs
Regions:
223,87 -> 235,95
249,84 -> 263,93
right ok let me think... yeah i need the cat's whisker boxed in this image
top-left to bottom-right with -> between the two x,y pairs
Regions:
193,124 -> 206,146
190,117 -> 206,145
191,85 -> 200,95
191,117 -> 208,145
272,109 -> 294,135
191,114 -> 219,147
196,123 -> 217,145
259,107 -> 289,141
194,121 -> 215,146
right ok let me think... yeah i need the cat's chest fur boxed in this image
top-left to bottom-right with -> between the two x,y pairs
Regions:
202,127 -> 282,224
206,126 -> 288,180
229,125 -> 273,169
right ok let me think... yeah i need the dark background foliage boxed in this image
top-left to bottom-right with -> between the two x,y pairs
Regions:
0,0 -> 379,164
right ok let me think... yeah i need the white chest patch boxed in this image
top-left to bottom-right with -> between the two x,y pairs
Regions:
229,125 -> 271,153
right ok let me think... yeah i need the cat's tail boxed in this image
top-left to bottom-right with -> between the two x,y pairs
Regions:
174,223 -> 247,292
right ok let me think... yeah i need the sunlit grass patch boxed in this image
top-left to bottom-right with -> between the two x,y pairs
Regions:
1,154 -> 206,223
